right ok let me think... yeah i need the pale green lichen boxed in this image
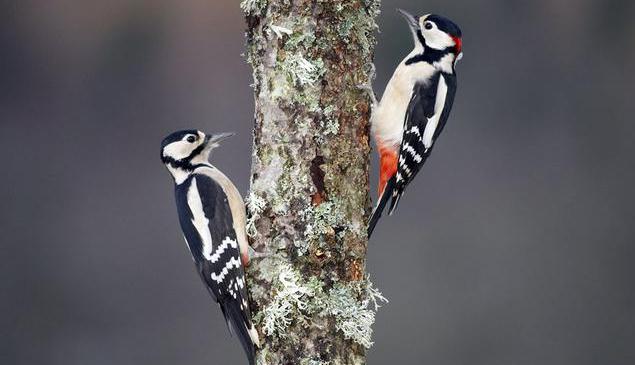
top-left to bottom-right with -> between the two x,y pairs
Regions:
325,277 -> 388,348
261,263 -> 314,337
317,105 -> 340,139
336,0 -> 381,56
266,153 -> 311,215
290,90 -> 320,113
246,192 -> 267,238
269,24 -> 293,38
240,0 -> 267,15
293,240 -> 309,257
268,70 -> 293,102
284,23 -> 317,50
257,260 -> 387,349
305,276 -> 387,348
328,286 -> 377,348
365,276 -> 389,311
302,201 -> 346,241
255,347 -> 274,365
294,117 -> 313,137
320,117 -> 339,137
301,276 -> 388,348
282,53 -> 325,86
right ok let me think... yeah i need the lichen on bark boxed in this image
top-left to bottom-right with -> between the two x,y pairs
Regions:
243,1 -> 382,364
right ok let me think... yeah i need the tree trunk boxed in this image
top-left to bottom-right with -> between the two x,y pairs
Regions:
241,0 -> 382,364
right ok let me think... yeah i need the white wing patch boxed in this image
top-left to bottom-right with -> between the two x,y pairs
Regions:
210,237 -> 238,263
187,178 -> 214,260
408,126 -> 421,136
422,75 -> 448,148
211,257 -> 241,284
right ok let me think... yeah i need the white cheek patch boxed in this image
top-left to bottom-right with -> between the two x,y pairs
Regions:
423,29 -> 455,50
163,141 -> 194,160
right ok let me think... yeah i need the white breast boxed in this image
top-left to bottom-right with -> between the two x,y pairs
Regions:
371,59 -> 436,148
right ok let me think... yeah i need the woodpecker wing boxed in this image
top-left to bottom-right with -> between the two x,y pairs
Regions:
389,72 -> 457,213
175,172 -> 258,364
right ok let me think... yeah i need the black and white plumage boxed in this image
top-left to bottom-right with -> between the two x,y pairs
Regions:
161,130 -> 259,365
390,69 -> 457,213
367,10 -> 462,237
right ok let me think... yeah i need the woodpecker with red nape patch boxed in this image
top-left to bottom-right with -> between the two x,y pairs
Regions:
160,130 -> 259,365
367,9 -> 463,237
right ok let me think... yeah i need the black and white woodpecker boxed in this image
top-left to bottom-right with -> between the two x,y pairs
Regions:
366,10 -> 463,236
160,130 -> 259,365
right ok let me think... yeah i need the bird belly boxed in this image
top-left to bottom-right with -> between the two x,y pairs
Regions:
371,95 -> 409,149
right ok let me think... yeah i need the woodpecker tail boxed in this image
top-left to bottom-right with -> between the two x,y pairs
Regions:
220,299 -> 258,365
368,175 -> 396,237
387,188 -> 403,216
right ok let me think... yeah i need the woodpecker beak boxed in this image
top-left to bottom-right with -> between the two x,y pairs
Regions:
204,132 -> 235,149
397,8 -> 420,32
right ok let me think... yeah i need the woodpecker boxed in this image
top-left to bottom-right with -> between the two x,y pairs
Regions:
160,130 -> 259,365
367,9 -> 463,237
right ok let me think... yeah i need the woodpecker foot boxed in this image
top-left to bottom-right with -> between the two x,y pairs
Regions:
366,62 -> 377,81
357,62 -> 378,108
248,246 -> 273,262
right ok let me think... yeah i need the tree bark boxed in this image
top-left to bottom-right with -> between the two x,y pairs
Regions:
242,0 -> 382,364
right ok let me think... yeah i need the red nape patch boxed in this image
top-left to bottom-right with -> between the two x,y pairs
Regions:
452,36 -> 462,54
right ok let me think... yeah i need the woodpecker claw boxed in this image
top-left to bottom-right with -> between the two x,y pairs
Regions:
357,62 -> 378,108
367,62 -> 377,81
247,246 -> 273,262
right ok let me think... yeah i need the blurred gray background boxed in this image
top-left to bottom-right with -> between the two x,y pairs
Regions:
2,0 -> 634,364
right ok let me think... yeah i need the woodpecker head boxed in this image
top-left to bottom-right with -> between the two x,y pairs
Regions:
398,9 -> 463,61
160,129 -> 234,179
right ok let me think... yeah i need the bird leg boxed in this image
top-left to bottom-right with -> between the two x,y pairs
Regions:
244,246 -> 273,266
357,62 -> 378,109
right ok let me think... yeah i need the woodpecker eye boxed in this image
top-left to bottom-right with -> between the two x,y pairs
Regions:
186,135 -> 196,143
424,22 -> 434,30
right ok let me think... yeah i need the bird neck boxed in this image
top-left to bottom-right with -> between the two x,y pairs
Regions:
405,46 -> 455,71
163,150 -> 214,184
190,152 -> 212,167
167,164 -> 192,185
